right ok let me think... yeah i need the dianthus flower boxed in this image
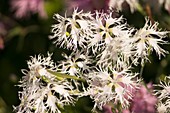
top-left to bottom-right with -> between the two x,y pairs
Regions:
57,51 -> 91,76
14,54 -> 79,113
87,11 -> 134,67
89,12 -> 131,51
49,9 -> 93,50
84,66 -> 140,111
132,18 -> 168,64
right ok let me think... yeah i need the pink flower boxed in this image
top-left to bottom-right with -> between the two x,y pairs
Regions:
123,83 -> 157,113
11,0 -> 47,18
66,0 -> 110,12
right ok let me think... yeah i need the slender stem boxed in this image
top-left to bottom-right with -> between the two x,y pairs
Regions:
139,46 -> 153,93
47,70 -> 85,82
136,3 -> 146,16
140,62 -> 145,78
140,45 -> 152,78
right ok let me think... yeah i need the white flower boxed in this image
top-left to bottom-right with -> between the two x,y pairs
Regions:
86,11 -> 134,66
109,0 -> 139,13
89,12 -> 129,52
26,53 -> 57,80
58,51 -> 91,76
49,9 -> 93,50
14,54 -> 78,113
85,66 -> 139,110
96,37 -> 133,67
132,18 -> 168,62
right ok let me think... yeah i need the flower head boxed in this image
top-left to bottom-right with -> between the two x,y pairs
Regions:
85,66 -> 139,111
14,54 -> 78,113
89,12 -> 128,50
87,11 -> 134,66
49,9 -> 93,50
57,51 -> 91,76
132,18 -> 168,63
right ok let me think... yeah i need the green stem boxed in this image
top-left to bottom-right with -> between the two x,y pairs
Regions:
140,46 -> 152,78
136,3 -> 146,16
139,46 -> 153,92
47,70 -> 85,82
140,62 -> 145,78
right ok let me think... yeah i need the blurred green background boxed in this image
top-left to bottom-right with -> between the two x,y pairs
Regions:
1,0 -> 170,113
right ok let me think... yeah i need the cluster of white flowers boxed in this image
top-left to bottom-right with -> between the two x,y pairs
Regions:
50,9 -> 168,65
15,9 -> 169,113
